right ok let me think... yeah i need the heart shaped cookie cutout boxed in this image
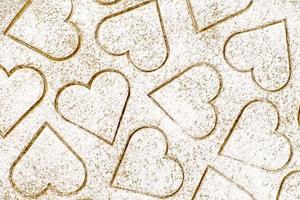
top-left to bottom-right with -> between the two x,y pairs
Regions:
148,63 -> 221,139
55,69 -> 130,145
219,100 -> 292,171
9,122 -> 87,198
0,65 -> 46,138
186,0 -> 252,32
224,20 -> 291,91
192,166 -> 255,200
4,0 -> 80,61
277,170 -> 300,200
96,0 -> 169,72
111,126 -> 184,198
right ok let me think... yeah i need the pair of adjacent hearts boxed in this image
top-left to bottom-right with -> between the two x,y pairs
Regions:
4,0 -> 80,61
224,20 -> 291,91
192,166 -> 255,200
148,63 -> 221,139
187,0 -> 253,32
10,122 -> 87,198
219,100 -> 292,171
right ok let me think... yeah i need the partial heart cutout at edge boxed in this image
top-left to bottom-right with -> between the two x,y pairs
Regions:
4,0 -> 81,61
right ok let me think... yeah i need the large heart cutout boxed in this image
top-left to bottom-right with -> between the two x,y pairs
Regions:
0,65 -> 46,138
186,0 -> 253,32
148,63 -> 221,139
4,0 -> 80,61
192,166 -> 255,200
277,170 -> 300,200
55,69 -> 130,145
224,20 -> 291,91
96,0 -> 169,72
219,100 -> 292,171
111,126 -> 184,198
9,122 -> 87,198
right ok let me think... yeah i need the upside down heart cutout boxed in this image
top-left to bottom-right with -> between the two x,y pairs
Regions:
219,100 -> 292,171
187,0 -> 253,32
9,123 -> 87,198
55,69 -> 130,145
148,63 -> 222,139
111,126 -> 184,198
224,20 -> 291,91
4,0 -> 80,61
96,0 -> 169,72
0,65 -> 46,138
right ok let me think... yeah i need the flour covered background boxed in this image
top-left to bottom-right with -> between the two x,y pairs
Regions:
0,0 -> 300,199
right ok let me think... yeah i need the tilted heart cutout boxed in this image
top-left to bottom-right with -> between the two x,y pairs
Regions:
55,69 -> 130,145
148,63 -> 221,139
111,126 -> 184,198
224,20 -> 291,91
0,65 -> 46,138
219,100 -> 292,171
4,0 -> 80,61
96,0 -> 169,72
186,0 -> 253,32
192,166 -> 255,200
9,122 -> 87,198
277,170 -> 300,200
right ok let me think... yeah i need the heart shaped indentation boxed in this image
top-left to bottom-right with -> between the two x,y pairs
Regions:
219,100 -> 292,171
96,0 -> 169,72
111,126 -> 184,198
224,20 -> 291,91
186,0 -> 253,32
148,63 -> 221,139
55,69 -> 130,145
4,0 -> 80,61
0,65 -> 46,138
277,170 -> 300,200
9,122 -> 87,198
192,166 -> 255,200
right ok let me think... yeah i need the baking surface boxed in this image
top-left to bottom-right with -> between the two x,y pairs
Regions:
0,0 -> 300,199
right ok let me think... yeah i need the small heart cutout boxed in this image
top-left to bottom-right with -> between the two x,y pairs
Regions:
96,0 -> 169,72
55,69 -> 130,145
192,166 -> 255,200
9,122 -> 87,198
111,126 -> 184,198
186,0 -> 252,32
277,170 -> 300,200
219,100 -> 292,171
224,20 -> 291,91
4,0 -> 80,61
148,63 -> 221,139
0,65 -> 46,138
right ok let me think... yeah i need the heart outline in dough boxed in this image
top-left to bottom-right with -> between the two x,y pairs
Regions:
54,68 -> 130,145
4,0 -> 81,61
223,19 -> 292,92
96,0 -> 169,72
9,122 -> 88,198
110,126 -> 185,198
186,0 -> 253,33
0,64 -> 47,138
147,62 -> 222,140
218,99 -> 293,171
